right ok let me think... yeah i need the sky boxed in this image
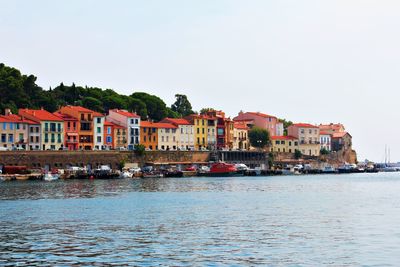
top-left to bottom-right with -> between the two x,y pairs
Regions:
1,0 -> 400,162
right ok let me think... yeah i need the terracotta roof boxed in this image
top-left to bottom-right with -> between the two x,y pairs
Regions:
233,122 -> 248,130
104,121 -> 114,126
0,114 -> 38,124
271,136 -> 297,140
140,121 -> 177,129
110,109 -> 140,118
319,123 -> 345,131
291,123 -> 318,128
19,109 -> 63,122
246,112 -> 277,119
62,105 -> 95,113
332,132 -> 351,138
160,118 -> 192,125
53,112 -> 78,121
320,131 -> 332,136
92,111 -> 105,117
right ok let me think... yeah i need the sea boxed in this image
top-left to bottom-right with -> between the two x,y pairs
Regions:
1,173 -> 400,266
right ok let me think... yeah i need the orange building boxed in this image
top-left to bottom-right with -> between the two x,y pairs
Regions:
114,123 -> 127,149
53,111 -> 79,150
140,121 -> 159,150
59,106 -> 95,150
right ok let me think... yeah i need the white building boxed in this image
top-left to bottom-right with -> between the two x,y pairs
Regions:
93,113 -> 105,150
320,132 -> 332,151
107,109 -> 140,150
160,118 -> 195,150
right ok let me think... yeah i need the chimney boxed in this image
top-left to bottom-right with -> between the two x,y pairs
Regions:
5,108 -> 12,115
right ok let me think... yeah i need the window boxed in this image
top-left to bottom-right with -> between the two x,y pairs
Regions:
134,129 -> 139,135
144,136 -> 146,142
106,136 -> 112,143
1,134 -> 6,143
181,128 -> 183,134
143,127 -> 146,133
50,123 -> 56,132
202,128 -> 205,134
162,136 -> 164,142
45,123 -> 49,131
19,133 -> 24,142
8,134 -> 14,143
166,136 -> 169,142
96,118 -> 101,124
197,128 -> 200,134
81,114 -> 85,120
153,136 -> 156,141
289,141 -> 292,146
107,127 -> 111,134
2,123 -> 6,130
58,123 -> 61,132
276,141 -> 280,145
57,134 -> 61,143
282,141 -> 285,145
130,119 -> 134,124
97,127 -> 101,133
152,128 -> 156,133
173,136 -> 175,142
67,122 -> 71,129
9,123 -> 13,130
51,133 -> 55,143
16,123 -> 20,130
97,136 -> 102,143
166,129 -> 170,133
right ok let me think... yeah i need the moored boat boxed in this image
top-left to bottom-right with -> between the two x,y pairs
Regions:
204,162 -> 238,177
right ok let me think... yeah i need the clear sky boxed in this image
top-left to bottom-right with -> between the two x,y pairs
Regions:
1,0 -> 399,162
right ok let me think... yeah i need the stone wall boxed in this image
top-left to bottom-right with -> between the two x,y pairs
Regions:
0,151 -> 210,169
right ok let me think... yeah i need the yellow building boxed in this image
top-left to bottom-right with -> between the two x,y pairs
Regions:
271,136 -> 299,153
185,114 -> 208,150
233,122 -> 249,150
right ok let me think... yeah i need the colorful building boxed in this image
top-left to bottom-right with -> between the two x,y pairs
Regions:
19,108 -> 64,150
140,121 -> 158,150
160,118 -> 195,150
233,121 -> 249,150
114,123 -> 127,149
59,106 -> 96,150
106,109 -> 140,150
185,114 -> 208,150
104,121 -> 115,149
271,136 -> 299,153
53,112 -> 79,150
288,123 -> 320,156
233,111 -> 284,137
0,110 -> 39,150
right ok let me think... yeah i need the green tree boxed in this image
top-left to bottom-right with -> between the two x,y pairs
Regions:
81,97 -> 104,112
248,127 -> 270,149
134,144 -> 146,156
200,108 -> 214,114
294,149 -> 302,159
279,118 -> 293,136
131,92 -> 168,121
127,98 -> 148,120
320,147 -> 330,155
171,94 -> 194,117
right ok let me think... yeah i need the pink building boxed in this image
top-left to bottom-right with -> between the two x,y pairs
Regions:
233,111 -> 283,137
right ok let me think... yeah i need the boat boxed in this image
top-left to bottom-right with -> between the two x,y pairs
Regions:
92,165 -> 119,179
120,170 -> 133,178
321,166 -> 336,174
205,162 -> 238,177
43,172 -> 59,181
142,172 -> 164,178
337,163 -> 356,173
162,169 -> 184,178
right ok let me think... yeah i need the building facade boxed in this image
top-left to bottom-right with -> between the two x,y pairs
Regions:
271,136 -> 299,153
160,118 -> 195,150
19,109 -> 64,150
288,123 -> 320,156
106,109 -> 140,150
233,121 -> 249,150
54,112 -> 79,150
320,132 -> 332,152
233,111 -> 284,137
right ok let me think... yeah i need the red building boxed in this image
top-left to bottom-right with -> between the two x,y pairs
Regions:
104,121 -> 115,149
53,111 -> 79,150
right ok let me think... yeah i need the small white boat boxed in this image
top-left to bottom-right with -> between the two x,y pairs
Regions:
120,170 -> 133,178
43,173 -> 59,181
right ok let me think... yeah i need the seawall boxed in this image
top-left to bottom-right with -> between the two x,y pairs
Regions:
0,151 -> 211,169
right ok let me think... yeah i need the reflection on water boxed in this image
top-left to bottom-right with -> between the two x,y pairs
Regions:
1,173 -> 400,265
